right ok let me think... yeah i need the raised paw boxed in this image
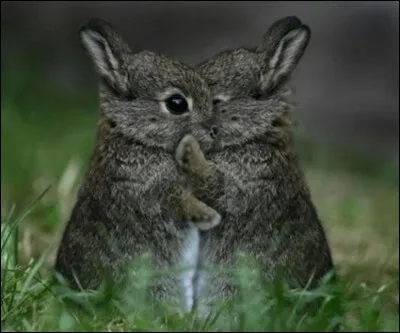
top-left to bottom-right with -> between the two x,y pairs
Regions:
175,134 -> 205,172
188,204 -> 221,231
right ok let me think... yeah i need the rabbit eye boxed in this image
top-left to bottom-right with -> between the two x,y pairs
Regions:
252,92 -> 262,100
212,98 -> 221,106
165,94 -> 189,115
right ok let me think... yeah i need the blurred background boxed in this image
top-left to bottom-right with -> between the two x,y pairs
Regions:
1,0 -> 399,312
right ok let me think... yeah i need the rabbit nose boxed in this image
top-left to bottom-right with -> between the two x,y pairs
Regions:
210,125 -> 219,139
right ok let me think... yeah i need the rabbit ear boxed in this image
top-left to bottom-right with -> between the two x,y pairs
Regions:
257,16 -> 311,93
80,18 -> 132,95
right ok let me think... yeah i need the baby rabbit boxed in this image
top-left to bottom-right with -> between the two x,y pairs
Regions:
54,18 -> 221,310
175,16 -> 336,309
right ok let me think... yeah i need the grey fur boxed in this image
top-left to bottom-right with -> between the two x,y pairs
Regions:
175,16 -> 335,309
54,16 -> 335,315
54,18 -> 222,308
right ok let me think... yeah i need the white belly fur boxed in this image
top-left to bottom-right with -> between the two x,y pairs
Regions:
180,227 -> 204,312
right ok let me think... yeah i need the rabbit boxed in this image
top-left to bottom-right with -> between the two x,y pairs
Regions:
53,18 -> 223,312
173,16 -> 336,312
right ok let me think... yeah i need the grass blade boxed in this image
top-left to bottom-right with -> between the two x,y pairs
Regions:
1,185 -> 51,255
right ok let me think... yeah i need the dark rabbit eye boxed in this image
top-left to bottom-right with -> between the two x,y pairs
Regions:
212,98 -> 221,106
252,92 -> 262,100
165,94 -> 189,115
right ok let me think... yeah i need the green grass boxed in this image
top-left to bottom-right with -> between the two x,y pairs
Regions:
1,192 -> 398,332
1,70 -> 399,331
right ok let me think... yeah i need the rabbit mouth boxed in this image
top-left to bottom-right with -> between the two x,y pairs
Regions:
209,134 -> 260,153
188,129 -> 215,153
197,137 -> 214,153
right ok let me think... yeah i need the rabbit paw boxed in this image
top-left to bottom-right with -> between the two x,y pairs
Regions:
175,134 -> 205,173
188,204 -> 221,231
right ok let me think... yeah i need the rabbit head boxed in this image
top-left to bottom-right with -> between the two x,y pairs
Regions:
196,16 -> 311,151
80,19 -> 218,153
